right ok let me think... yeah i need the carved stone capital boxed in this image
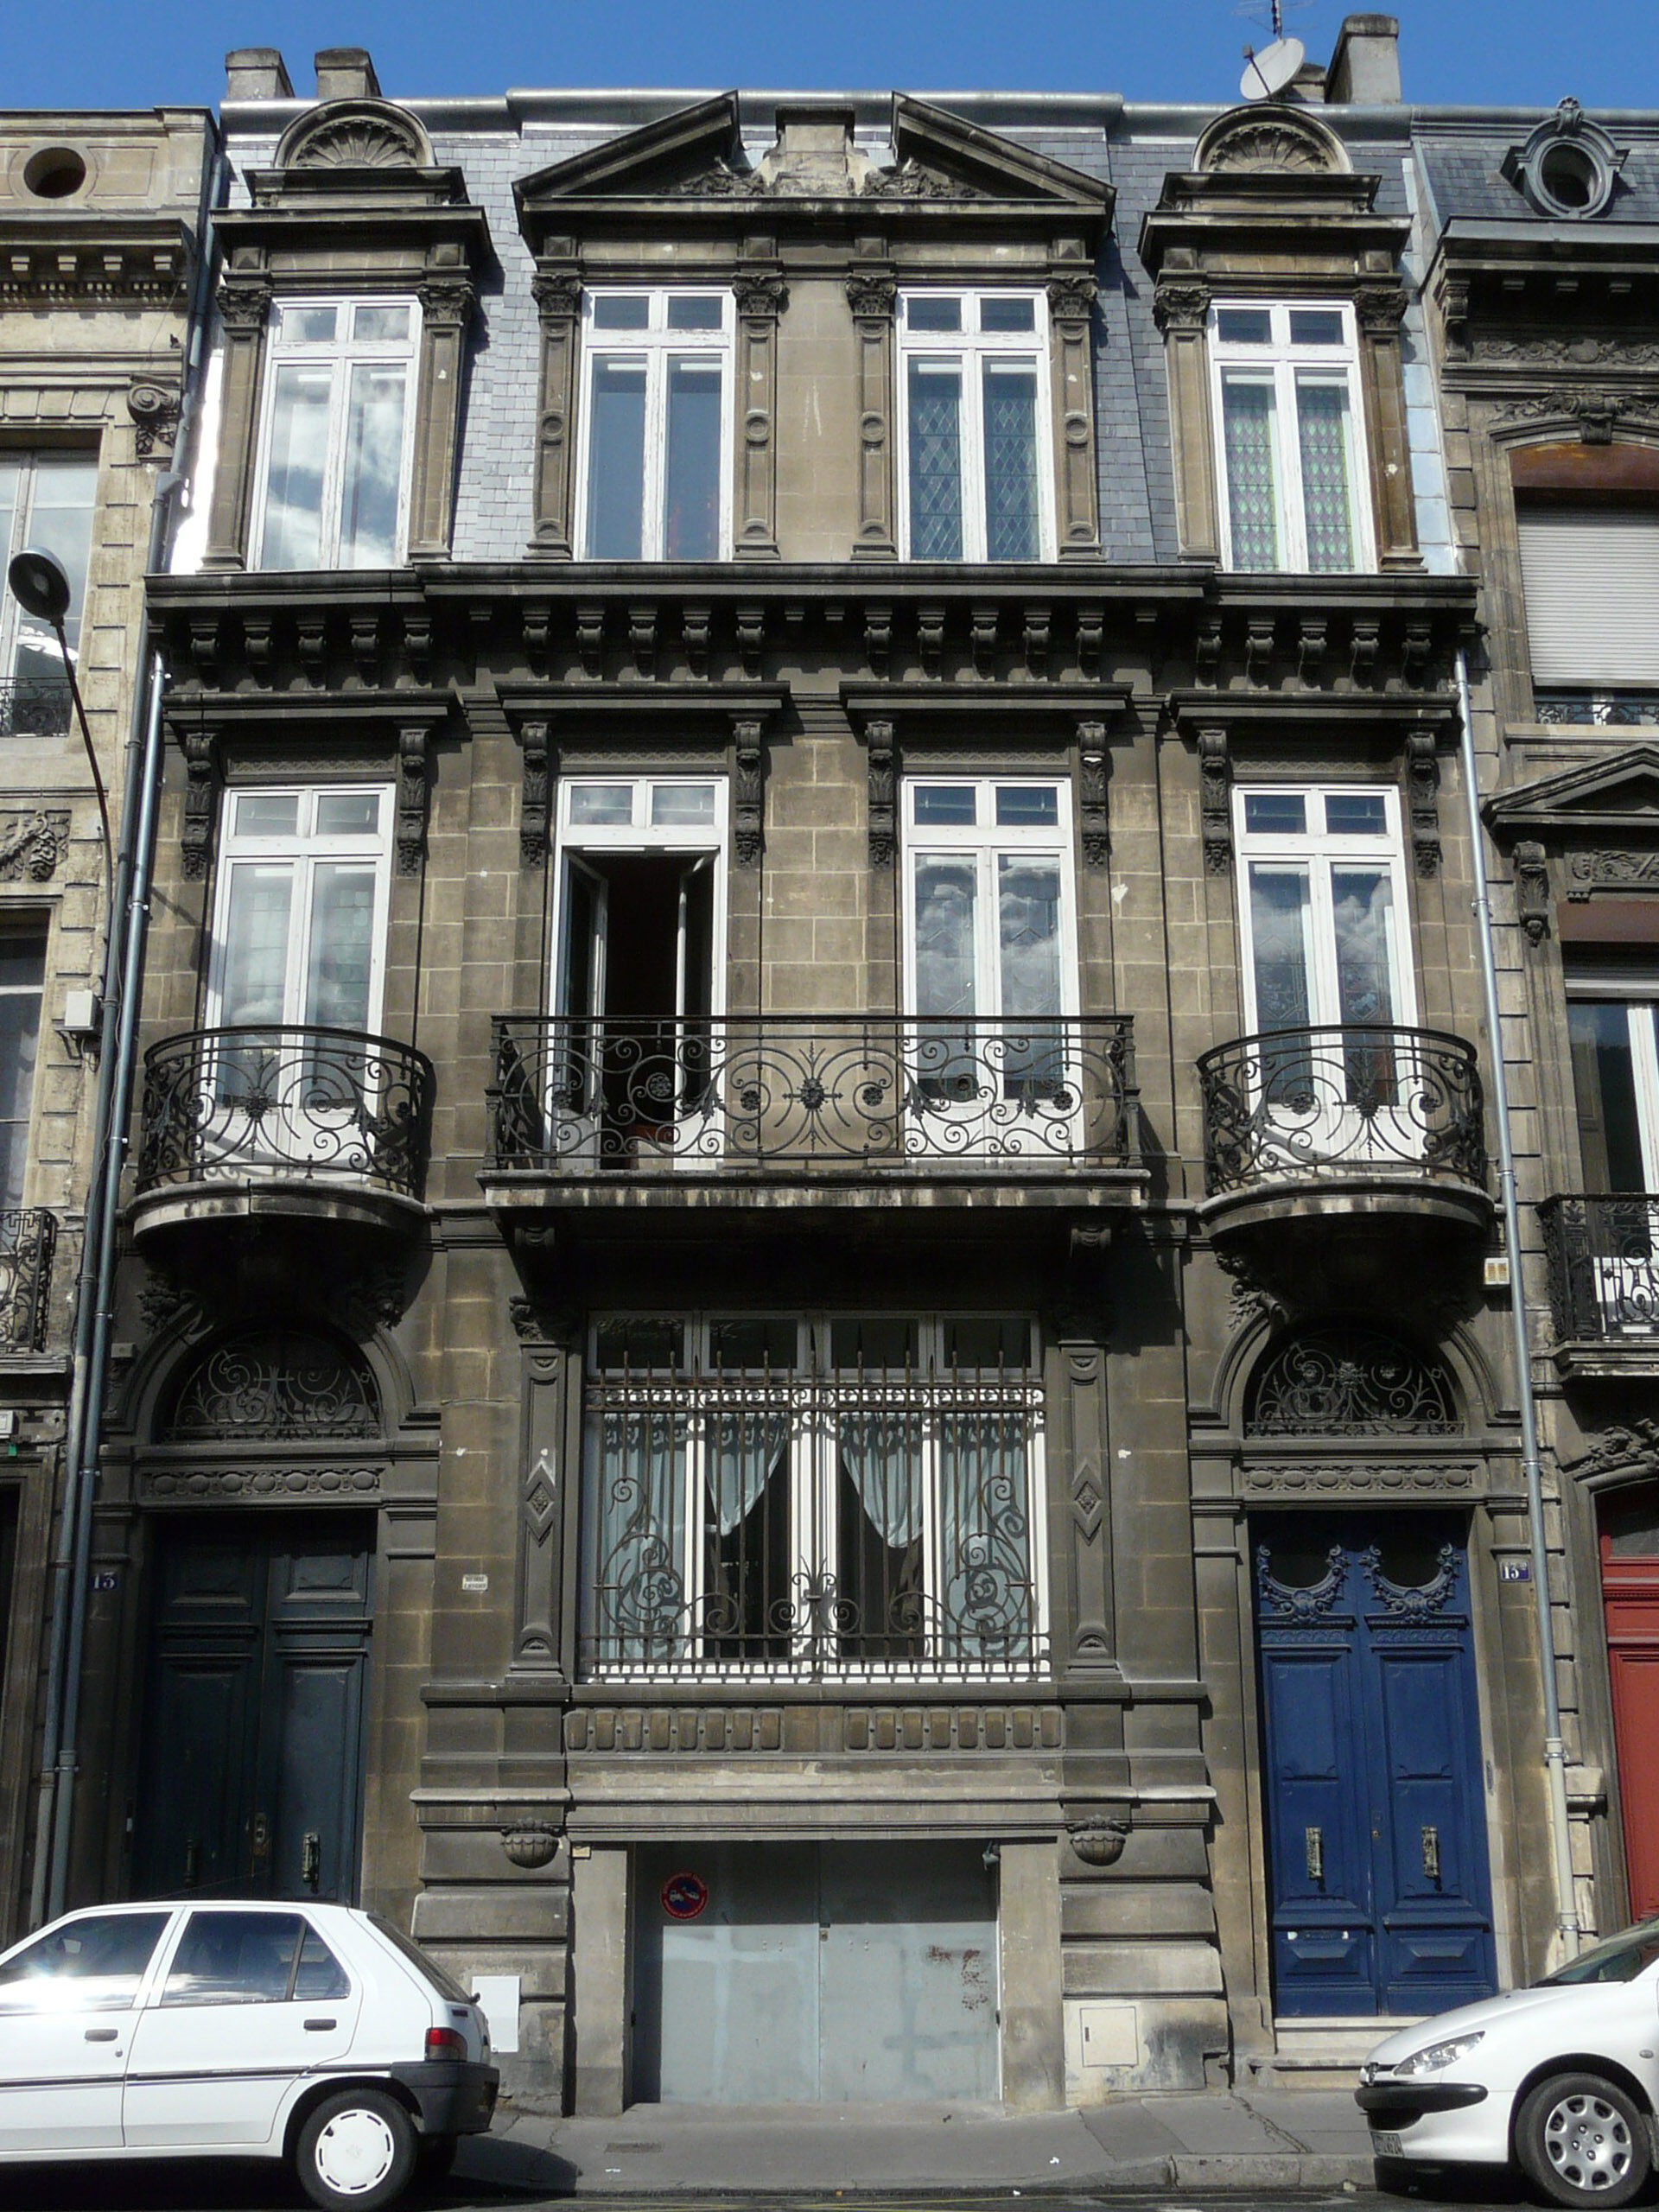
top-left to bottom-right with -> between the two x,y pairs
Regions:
845,270 -> 897,321
1354,281 -> 1408,337
416,273 -> 475,327
1046,271 -> 1098,322
1154,279 -> 1211,335
734,268 -> 788,321
217,276 -> 273,335
531,267 -> 582,328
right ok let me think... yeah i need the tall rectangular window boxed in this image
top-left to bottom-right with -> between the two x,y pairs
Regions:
1210,302 -> 1371,574
898,292 -> 1052,562
1566,969 -> 1659,1193
0,454 -> 97,732
577,292 -> 733,560
252,299 -> 420,570
1234,786 -> 1411,1037
1517,506 -> 1659,723
579,1314 -> 1046,1680
0,928 -> 47,1210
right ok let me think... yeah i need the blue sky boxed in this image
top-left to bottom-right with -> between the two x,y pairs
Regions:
9,0 -> 1656,113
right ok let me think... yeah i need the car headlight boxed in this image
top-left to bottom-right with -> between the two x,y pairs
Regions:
1394,2031 -> 1484,2077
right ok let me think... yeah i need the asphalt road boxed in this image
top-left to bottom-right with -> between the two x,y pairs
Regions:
0,2177 -> 1534,2212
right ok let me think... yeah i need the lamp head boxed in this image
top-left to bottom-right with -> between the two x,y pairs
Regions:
7,547 -> 72,627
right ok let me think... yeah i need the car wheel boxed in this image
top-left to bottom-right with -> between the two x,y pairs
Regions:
1517,2072 -> 1653,2209
416,2135 -> 459,2181
296,2088 -> 418,2212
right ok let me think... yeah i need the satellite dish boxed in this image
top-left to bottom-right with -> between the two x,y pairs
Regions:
1240,35 -> 1306,100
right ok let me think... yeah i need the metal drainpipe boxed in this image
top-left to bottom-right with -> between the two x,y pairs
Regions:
1456,647 -> 1581,1963
29,139 -> 223,1926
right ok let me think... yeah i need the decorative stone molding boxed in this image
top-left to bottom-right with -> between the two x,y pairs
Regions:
1562,1421 -> 1659,1484
518,719 -> 552,867
127,378 -> 182,460
1241,1462 -> 1482,1498
138,1464 -> 385,1503
1198,728 -> 1230,874
0,810 -> 68,883
1491,389 -> 1659,444
1501,99 -> 1626,222
847,267 -> 899,561
565,1705 -> 1061,1754
1407,729 -> 1441,878
864,716 -> 896,868
1476,334 -> 1659,369
397,727 -> 429,875
1067,1816 -> 1129,1867
1077,721 -> 1109,869
177,724 -> 219,880
844,270 -> 897,321
275,98 -> 432,174
499,1821 -> 560,1869
1516,841 -> 1551,942
731,715 -> 766,868
1567,849 -> 1659,899
734,266 -> 786,560
1194,105 -> 1348,176
1354,281 -> 1409,337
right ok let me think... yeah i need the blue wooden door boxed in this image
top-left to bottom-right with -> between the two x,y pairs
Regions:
1255,1516 -> 1497,2018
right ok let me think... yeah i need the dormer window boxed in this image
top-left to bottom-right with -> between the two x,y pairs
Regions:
1211,302 -> 1372,573
897,290 -> 1053,562
577,290 -> 734,560
251,297 -> 421,570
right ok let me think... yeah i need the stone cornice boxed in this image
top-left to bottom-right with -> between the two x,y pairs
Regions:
0,217 -> 192,308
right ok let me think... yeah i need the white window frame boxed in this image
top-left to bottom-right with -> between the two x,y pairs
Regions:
0,449 -> 99,682
895,289 -> 1056,563
901,776 -> 1079,1021
551,774 -> 729,1021
1208,300 -> 1374,575
580,1313 -> 1049,1684
206,785 -> 395,1038
250,296 -> 422,571
1566,966 -> 1659,1189
575,289 -> 735,561
0,923 -> 48,1211
1233,784 -> 1414,1037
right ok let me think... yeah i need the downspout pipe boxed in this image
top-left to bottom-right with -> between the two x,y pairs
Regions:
30,133 -> 223,1927
1456,647 -> 1581,1964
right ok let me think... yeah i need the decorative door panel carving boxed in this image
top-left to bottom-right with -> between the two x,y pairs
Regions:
1255,1515 -> 1496,2018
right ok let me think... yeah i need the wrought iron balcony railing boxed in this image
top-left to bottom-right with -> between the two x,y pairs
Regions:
1534,690 -> 1659,728
1540,1194 -> 1659,1344
0,1208 -> 55,1352
1198,1025 -> 1486,1197
137,1026 -> 435,1202
0,677 -> 73,738
486,1014 -> 1140,1174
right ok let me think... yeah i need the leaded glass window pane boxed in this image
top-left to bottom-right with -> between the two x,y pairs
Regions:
982,363 -> 1039,561
1296,378 -> 1357,573
1222,378 -> 1281,570
908,361 -> 963,562
1248,864 -> 1313,1033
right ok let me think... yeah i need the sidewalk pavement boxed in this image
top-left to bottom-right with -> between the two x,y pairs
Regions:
456,2088 -> 1380,2196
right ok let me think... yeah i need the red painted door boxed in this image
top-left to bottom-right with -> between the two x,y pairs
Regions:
1600,1488 -> 1659,1920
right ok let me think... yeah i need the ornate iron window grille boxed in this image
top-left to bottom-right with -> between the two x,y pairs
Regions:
137,1026 -> 434,1200
0,1208 -> 55,1353
1534,690 -> 1659,729
488,1013 -> 1139,1173
1540,1193 -> 1659,1343
162,1325 -> 380,1440
1247,1324 -> 1460,1437
1198,1023 -> 1485,1195
580,1362 -> 1048,1681
0,677 -> 73,739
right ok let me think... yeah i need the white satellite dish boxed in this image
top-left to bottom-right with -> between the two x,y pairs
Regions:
1240,35 -> 1306,100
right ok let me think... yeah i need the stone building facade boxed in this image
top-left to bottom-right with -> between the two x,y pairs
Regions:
39,22 -> 1650,2108
0,102 -> 214,1943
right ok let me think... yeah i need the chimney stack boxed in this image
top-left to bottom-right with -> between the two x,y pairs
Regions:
315,48 -> 381,101
225,48 -> 293,101
1325,14 -> 1402,105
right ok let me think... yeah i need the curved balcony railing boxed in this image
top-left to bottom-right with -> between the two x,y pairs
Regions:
0,1208 -> 55,1351
0,676 -> 72,738
1540,1194 -> 1659,1344
1198,1024 -> 1485,1198
487,1014 -> 1140,1174
137,1026 -> 435,1202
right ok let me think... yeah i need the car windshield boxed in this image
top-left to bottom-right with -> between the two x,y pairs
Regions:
1537,1918 -> 1659,1986
368,1914 -> 473,2005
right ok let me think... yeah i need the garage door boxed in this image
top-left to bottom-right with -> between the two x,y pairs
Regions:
632,1840 -> 998,2103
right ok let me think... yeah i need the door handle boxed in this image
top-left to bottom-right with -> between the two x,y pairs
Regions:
251,1812 -> 271,1864
1305,1825 -> 1324,1884
303,2018 -> 337,2031
85,2028 -> 119,2043
1421,1825 -> 1441,1883
302,1830 -> 321,1891
182,1836 -> 200,1888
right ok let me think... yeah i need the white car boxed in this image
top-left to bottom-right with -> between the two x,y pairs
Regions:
1357,1916 -> 1659,2207
0,1898 -> 498,2210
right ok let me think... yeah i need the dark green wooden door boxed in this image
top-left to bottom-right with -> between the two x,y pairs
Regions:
135,1517 -> 372,1903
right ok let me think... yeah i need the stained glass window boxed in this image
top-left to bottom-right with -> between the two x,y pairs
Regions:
908,363 -> 964,561
1222,380 -> 1281,569
899,292 -> 1049,560
1211,302 -> 1370,573
1297,380 -> 1356,572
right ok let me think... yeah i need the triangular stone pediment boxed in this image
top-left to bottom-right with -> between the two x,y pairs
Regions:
515,90 -> 1111,233
1486,745 -> 1659,841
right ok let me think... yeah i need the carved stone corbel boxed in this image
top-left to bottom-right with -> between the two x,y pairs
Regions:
865,716 -> 896,869
1077,720 -> 1109,869
1406,729 -> 1441,878
732,714 -> 766,868
397,727 -> 430,874
734,265 -> 786,559
1198,727 -> 1230,874
529,265 -> 582,558
518,718 -> 552,868
1516,840 -> 1550,944
846,266 -> 898,560
178,723 -> 219,880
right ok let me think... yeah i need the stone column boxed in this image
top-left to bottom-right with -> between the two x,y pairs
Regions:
734,264 -> 786,559
999,1840 -> 1065,2110
1153,276 -> 1218,564
511,1327 -> 575,1680
408,272 -> 475,557
1356,278 -> 1421,570
570,1846 -> 630,2115
1048,271 -> 1102,558
202,274 -> 273,570
846,265 -> 897,560
529,264 -> 582,558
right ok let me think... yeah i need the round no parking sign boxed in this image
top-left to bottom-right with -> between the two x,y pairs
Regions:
661,1870 -> 709,1921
